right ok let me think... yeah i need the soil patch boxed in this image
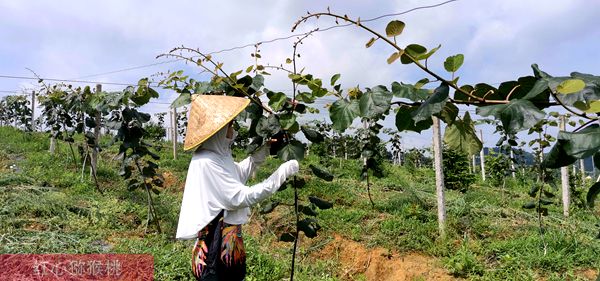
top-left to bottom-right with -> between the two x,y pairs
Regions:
319,234 -> 455,281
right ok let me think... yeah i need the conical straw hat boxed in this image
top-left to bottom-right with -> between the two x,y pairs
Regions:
183,95 -> 250,151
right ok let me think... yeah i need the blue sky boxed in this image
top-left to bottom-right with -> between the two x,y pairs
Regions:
1,0 -> 599,149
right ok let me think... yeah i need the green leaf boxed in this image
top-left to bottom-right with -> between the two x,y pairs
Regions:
543,125 -> 600,168
309,164 -> 334,181
365,37 -> 377,48
171,92 -> 191,108
297,218 -> 320,238
329,99 -> 360,132
443,112 -> 482,156
415,78 -> 430,89
532,64 -> 551,79
439,103 -> 459,126
278,113 -> 297,130
400,44 -> 427,64
554,73 -> 600,110
522,79 -> 550,100
385,20 -> 405,37
593,152 -> 600,169
387,52 -> 402,64
584,100 -> 600,113
415,44 -> 441,61
277,140 -> 305,161
528,185 -> 540,197
256,115 -> 281,137
359,86 -> 392,119
556,79 -> 585,94
330,73 -> 341,86
522,201 -> 536,209
267,91 -> 287,111
411,83 -> 449,123
443,54 -> 464,72
587,182 -> 600,208
308,196 -> 333,209
395,105 -> 433,133
301,126 -> 324,143
299,204 -> 318,216
279,232 -> 296,242
391,82 -> 429,101
251,74 -> 264,90
477,99 -> 546,134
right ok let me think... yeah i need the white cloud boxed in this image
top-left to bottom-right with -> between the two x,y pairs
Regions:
1,0 -> 599,149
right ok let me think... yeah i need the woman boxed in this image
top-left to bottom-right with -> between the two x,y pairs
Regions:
176,95 -> 299,280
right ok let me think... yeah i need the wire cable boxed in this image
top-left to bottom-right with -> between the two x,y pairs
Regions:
73,0 -> 459,79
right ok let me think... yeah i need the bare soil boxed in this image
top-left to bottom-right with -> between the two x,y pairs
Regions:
318,234 -> 455,281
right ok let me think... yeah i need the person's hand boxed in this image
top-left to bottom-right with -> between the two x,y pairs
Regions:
280,160 -> 299,178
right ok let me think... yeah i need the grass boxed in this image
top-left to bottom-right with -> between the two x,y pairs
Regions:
0,125 -> 599,280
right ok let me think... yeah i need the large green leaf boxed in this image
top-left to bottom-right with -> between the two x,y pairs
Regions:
277,140 -> 305,161
278,113 -> 297,130
256,115 -> 281,137
593,152 -> 600,169
329,99 -> 360,132
308,196 -> 333,209
531,64 -> 551,79
395,105 -> 433,133
556,79 -> 586,94
309,164 -> 334,181
587,182 -> 600,208
385,20 -> 405,37
301,125 -> 324,143
443,54 -> 464,72
415,44 -> 441,61
439,103 -> 459,126
171,92 -> 191,108
522,79 -> 550,100
359,86 -> 392,119
411,83 -> 449,123
267,91 -> 287,111
297,218 -> 320,238
391,82 -> 429,101
552,73 -> 600,110
443,112 -> 482,156
400,44 -> 427,64
477,99 -> 546,134
543,125 -> 600,168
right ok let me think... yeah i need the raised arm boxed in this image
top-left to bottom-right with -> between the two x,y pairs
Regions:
207,158 -> 298,210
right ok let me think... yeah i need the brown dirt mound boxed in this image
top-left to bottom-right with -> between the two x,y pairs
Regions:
319,234 -> 456,281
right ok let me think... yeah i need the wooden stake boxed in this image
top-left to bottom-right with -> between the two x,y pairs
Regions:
171,107 -> 178,160
90,84 -> 101,179
31,91 -> 35,131
510,149 -> 516,178
432,116 -> 446,238
479,130 -> 486,181
559,115 -> 570,217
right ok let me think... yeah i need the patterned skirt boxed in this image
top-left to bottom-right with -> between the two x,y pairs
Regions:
191,212 -> 246,281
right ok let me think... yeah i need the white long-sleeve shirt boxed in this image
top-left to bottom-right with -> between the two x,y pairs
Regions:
176,126 -> 288,240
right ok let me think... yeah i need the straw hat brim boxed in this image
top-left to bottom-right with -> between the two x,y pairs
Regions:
183,95 -> 250,151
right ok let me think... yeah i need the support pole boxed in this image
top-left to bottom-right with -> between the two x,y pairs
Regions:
91,84 -> 101,179
510,149 -> 516,178
31,91 -> 35,131
579,159 -> 585,181
432,116 -> 446,238
479,130 -> 486,181
559,115 -> 570,217
171,107 -> 178,160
